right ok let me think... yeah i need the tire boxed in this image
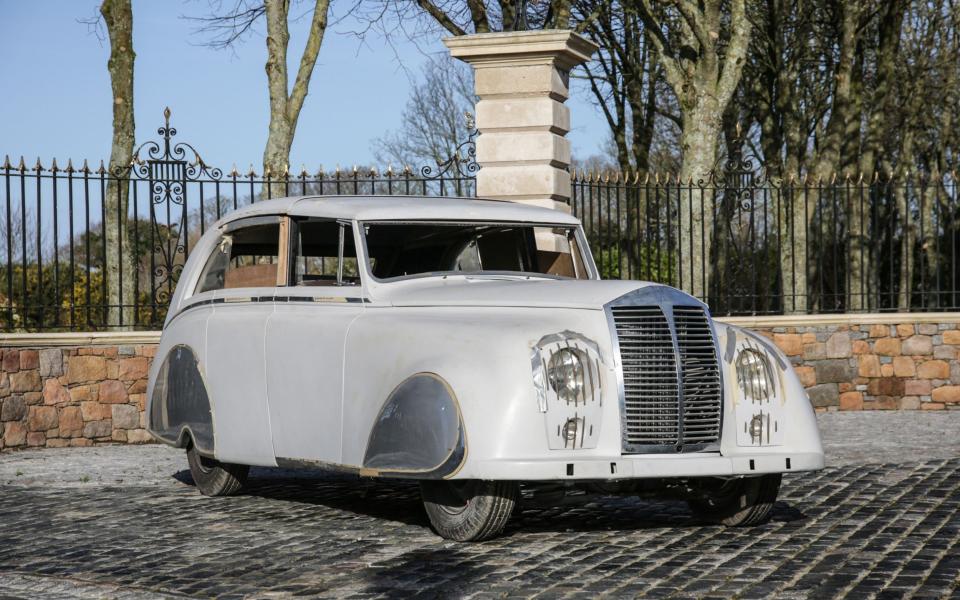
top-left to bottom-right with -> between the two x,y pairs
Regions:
420,480 -> 519,541
186,444 -> 249,497
687,473 -> 781,526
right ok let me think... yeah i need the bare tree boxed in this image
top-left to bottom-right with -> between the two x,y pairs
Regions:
192,0 -> 331,198
101,0 -> 136,327
634,0 -> 752,299
372,57 -> 475,168
574,0 -> 660,173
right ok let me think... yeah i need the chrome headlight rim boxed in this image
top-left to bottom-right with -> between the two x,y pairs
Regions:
736,347 -> 774,402
531,331 -> 606,413
547,347 -> 586,404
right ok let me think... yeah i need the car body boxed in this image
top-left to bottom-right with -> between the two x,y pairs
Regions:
146,195 -> 824,540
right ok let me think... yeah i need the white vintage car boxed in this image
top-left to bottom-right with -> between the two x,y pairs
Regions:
146,195 -> 824,541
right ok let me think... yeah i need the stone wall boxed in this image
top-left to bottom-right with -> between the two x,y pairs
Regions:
0,343 -> 154,451
1,314 -> 958,450
727,315 -> 960,412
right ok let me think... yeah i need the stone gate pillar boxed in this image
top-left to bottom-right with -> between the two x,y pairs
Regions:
444,30 -> 598,211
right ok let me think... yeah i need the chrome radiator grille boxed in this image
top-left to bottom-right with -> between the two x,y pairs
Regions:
611,304 -> 722,451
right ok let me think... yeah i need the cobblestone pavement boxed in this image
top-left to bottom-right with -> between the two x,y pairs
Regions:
0,413 -> 958,599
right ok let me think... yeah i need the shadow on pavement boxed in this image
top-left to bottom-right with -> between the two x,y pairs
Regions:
172,469 -> 808,536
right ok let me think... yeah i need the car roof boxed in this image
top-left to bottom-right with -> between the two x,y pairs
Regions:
213,195 -> 582,226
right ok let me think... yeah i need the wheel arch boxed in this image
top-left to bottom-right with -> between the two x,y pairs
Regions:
147,344 -> 217,457
360,372 -> 466,479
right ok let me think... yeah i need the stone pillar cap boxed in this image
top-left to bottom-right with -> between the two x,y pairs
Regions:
444,29 -> 598,69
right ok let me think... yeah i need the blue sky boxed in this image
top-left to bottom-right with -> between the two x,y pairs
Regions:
0,1 -> 607,173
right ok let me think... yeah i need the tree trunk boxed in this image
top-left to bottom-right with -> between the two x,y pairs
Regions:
637,0 -> 751,302
773,0 -> 810,315
848,0 -> 905,311
262,0 -> 330,199
677,103 -> 721,301
101,0 -> 135,328
778,94 -> 807,313
810,0 -> 858,313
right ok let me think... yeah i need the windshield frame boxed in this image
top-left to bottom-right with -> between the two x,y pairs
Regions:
357,219 -> 598,284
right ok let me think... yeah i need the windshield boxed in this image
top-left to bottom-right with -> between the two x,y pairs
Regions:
363,222 -> 591,281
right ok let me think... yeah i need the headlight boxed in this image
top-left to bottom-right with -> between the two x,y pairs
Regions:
736,348 -> 774,403
727,329 -> 784,447
531,331 -> 606,450
547,348 -> 585,404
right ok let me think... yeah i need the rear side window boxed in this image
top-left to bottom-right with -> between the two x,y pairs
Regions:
293,220 -> 361,286
196,222 -> 280,292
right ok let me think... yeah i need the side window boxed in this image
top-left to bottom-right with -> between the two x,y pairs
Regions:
195,222 -> 280,293
293,220 -> 361,286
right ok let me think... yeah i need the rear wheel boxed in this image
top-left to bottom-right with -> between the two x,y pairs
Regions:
186,444 -> 248,497
420,480 -> 518,541
687,474 -> 781,526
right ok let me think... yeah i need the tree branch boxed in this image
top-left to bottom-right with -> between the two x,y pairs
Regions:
633,0 -> 685,92
465,0 -> 491,32
716,0 -> 751,109
415,0 -> 468,35
288,0 -> 331,123
670,0 -> 713,52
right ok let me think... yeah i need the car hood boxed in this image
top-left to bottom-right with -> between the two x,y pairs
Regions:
374,276 -> 675,310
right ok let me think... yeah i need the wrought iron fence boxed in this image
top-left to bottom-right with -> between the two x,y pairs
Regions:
572,143 -> 960,315
4,110 -> 959,332
0,110 -> 477,331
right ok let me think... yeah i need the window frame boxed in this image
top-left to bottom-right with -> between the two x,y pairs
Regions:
356,219 -> 599,283
286,217 -> 364,289
191,215 -> 287,296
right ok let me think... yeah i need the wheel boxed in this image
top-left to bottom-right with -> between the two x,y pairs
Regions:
687,474 -> 781,526
420,480 -> 519,541
186,444 -> 249,497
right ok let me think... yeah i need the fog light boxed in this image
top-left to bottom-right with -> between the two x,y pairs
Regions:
750,414 -> 764,440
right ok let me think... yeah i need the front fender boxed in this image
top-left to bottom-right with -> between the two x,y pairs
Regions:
341,306 -> 620,476
715,323 -> 824,462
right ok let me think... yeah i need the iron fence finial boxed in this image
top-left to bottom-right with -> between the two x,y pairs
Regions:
33,157 -> 43,172
164,106 -> 171,126
2,155 -> 10,170
17,156 -> 26,172
50,157 -> 59,172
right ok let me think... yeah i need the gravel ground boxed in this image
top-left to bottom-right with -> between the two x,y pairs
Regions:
2,411 -> 958,488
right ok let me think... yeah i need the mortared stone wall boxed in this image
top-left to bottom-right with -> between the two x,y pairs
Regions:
2,315 -> 959,451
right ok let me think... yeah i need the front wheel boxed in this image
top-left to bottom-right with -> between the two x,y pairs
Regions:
186,444 -> 249,497
687,474 -> 781,526
420,480 -> 519,541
